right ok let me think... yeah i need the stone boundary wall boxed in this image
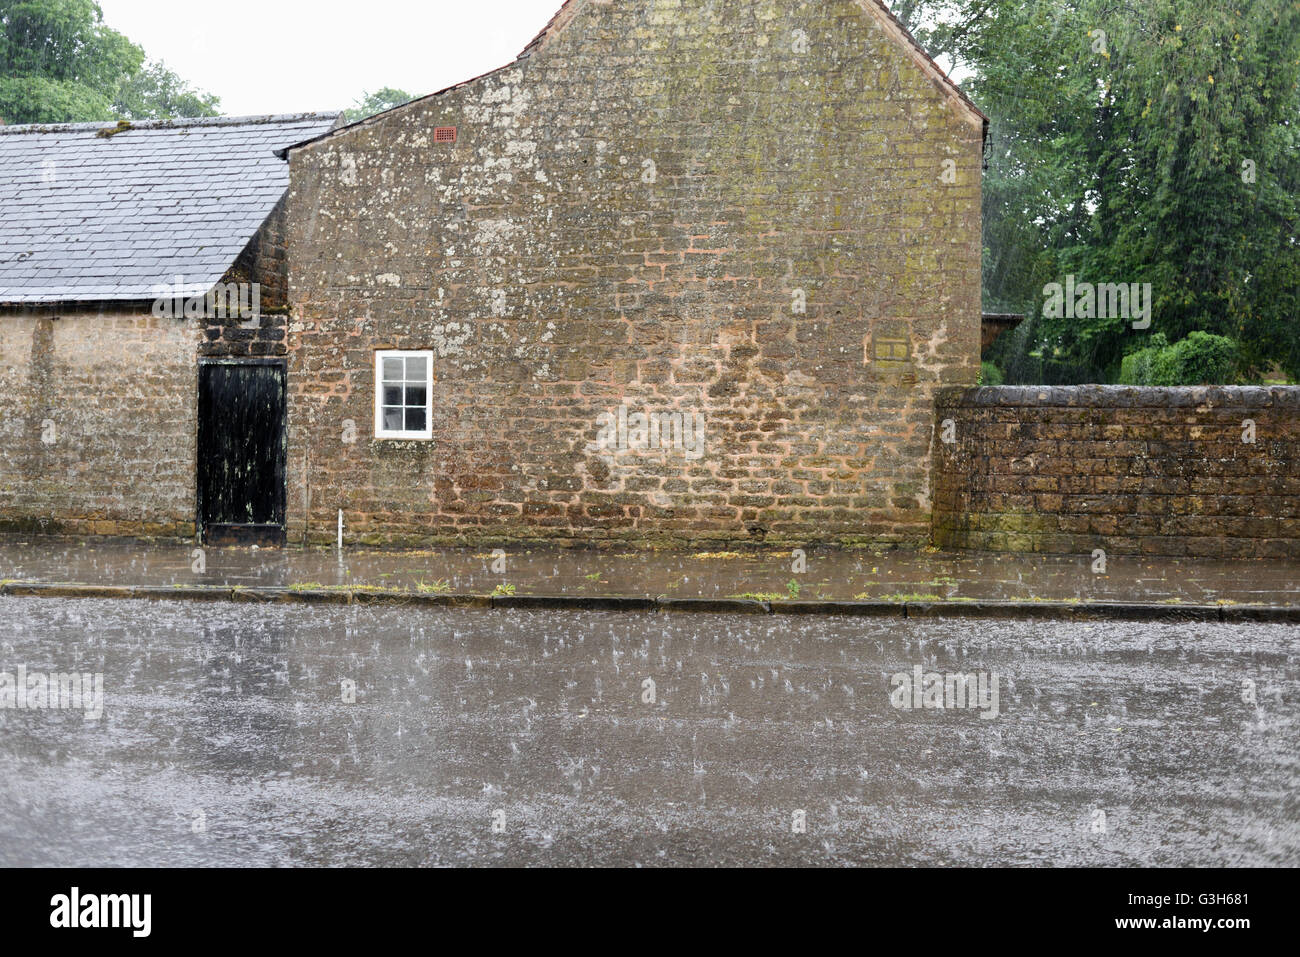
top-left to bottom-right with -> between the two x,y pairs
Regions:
932,385 -> 1300,558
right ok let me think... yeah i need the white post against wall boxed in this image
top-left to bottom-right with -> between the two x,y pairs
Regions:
337,509 -> 343,549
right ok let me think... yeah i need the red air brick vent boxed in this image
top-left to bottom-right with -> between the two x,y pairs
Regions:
434,127 -> 457,144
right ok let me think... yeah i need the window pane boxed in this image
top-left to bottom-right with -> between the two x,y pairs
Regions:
404,385 -> 426,407
383,407 -> 403,432
404,407 -> 427,432
405,356 -> 428,381
384,386 -> 403,406
382,357 -> 403,383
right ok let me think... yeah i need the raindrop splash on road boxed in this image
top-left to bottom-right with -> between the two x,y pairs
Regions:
0,597 -> 1294,866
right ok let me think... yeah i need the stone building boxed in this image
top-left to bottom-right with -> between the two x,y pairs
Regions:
280,0 -> 987,547
0,113 -> 341,540
4,4 -> 1291,558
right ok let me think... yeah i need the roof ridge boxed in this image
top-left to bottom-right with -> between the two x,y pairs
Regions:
0,111 -> 344,136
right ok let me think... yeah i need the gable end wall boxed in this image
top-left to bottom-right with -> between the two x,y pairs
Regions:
286,0 -> 983,546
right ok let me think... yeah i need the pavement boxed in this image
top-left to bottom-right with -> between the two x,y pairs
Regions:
0,539 -> 1298,619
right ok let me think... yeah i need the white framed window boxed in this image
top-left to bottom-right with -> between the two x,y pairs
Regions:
374,350 -> 433,440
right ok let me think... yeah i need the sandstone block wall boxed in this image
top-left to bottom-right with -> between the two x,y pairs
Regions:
204,197 -> 291,359
933,386 -> 1300,558
0,311 -> 201,538
286,0 -> 984,546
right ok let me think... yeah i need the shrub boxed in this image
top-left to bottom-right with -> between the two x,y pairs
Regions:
1119,332 -> 1238,385
1119,333 -> 1169,384
978,361 -> 1004,385
1166,331 -> 1239,384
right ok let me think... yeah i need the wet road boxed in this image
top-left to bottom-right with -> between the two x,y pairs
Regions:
0,596 -> 1295,866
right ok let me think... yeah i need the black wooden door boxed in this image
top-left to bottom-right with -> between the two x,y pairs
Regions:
197,360 -> 286,545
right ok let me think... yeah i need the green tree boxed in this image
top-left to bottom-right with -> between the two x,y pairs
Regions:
113,59 -> 220,119
0,0 -> 219,124
342,87 -> 415,123
901,0 -> 1300,383
0,0 -> 140,122
1089,0 -> 1300,381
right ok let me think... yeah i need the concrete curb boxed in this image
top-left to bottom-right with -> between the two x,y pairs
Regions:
132,584 -> 243,602
658,597 -> 771,614
768,600 -> 905,616
352,590 -> 491,608
491,594 -> 657,612
0,581 -> 1297,622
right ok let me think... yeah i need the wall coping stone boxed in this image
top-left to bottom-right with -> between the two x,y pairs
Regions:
936,385 -> 1300,410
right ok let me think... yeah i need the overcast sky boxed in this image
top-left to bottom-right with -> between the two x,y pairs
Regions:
96,0 -> 561,117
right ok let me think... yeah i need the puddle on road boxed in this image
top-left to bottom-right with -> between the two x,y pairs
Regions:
0,597 -> 1295,866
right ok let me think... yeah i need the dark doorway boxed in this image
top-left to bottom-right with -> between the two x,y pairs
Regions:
197,359 -> 287,545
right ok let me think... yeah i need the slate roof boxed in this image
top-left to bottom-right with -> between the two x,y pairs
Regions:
0,112 -> 341,303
